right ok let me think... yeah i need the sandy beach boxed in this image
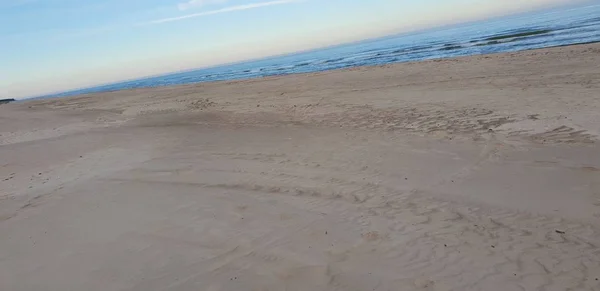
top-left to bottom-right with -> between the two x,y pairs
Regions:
1,43 -> 600,291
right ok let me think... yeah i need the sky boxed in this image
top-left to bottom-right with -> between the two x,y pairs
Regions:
0,0 -> 591,99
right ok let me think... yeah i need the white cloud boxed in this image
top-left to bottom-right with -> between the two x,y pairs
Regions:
147,0 -> 300,24
177,0 -> 227,11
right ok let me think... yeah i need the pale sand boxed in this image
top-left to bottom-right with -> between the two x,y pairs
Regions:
1,43 -> 600,291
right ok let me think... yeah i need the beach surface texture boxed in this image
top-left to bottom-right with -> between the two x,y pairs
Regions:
1,43 -> 600,291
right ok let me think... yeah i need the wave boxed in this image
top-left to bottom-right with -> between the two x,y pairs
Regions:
571,16 -> 600,26
484,29 -> 553,41
440,44 -> 463,51
322,57 -> 345,64
294,62 -> 311,67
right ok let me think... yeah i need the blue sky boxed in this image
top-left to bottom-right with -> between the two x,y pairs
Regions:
0,0 -> 589,98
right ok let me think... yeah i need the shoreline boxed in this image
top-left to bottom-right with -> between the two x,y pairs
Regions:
25,40 -> 600,101
20,42 -> 600,144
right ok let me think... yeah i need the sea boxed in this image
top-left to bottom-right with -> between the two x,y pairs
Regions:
39,2 -> 600,99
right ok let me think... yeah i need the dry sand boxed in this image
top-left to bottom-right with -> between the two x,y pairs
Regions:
1,43 -> 600,291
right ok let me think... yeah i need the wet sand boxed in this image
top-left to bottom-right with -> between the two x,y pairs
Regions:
1,43 -> 600,291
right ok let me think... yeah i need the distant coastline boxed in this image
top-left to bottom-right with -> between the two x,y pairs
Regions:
0,98 -> 16,105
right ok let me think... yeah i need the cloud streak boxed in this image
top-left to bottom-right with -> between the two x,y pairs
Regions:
146,0 -> 300,24
177,0 -> 227,11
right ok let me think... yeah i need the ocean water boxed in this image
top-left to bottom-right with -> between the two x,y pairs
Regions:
42,3 -> 600,98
